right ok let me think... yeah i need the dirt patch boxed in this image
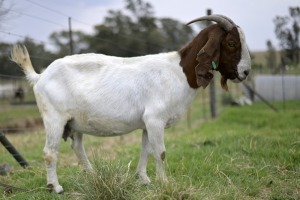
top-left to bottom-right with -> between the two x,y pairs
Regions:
0,117 -> 43,134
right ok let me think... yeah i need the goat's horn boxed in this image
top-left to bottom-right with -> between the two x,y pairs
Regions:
186,14 -> 235,31
214,14 -> 237,26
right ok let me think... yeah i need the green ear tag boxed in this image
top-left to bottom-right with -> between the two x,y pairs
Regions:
212,61 -> 217,70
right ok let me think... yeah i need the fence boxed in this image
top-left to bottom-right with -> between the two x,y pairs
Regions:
0,132 -> 29,168
254,75 -> 300,102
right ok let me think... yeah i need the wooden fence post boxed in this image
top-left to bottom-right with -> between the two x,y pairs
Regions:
206,9 -> 217,118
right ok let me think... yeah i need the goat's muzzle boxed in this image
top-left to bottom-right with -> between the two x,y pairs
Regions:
221,69 -> 249,91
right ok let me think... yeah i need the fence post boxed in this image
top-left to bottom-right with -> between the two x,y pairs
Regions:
0,132 -> 29,168
206,9 -> 217,118
68,17 -> 74,55
242,82 -> 279,112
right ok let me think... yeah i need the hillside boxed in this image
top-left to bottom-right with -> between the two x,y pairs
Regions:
251,50 -> 281,68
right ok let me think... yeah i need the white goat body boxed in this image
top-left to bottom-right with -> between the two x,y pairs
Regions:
35,52 -> 195,136
10,47 -> 196,193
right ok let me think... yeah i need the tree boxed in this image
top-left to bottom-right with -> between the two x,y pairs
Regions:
89,0 -> 163,57
0,38 -> 55,76
265,40 -> 277,71
90,9 -> 146,57
88,0 -> 194,57
1,0 -> 195,77
49,30 -> 89,57
274,7 -> 300,65
47,0 -> 194,58
22,38 -> 56,72
0,0 -> 12,27
159,18 -> 194,51
0,42 -> 20,76
0,1 -> 55,77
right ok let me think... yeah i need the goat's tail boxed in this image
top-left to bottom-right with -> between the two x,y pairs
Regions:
10,45 -> 40,85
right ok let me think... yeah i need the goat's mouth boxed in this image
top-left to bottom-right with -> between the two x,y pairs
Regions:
231,76 -> 245,83
222,72 -> 239,82
234,67 -> 250,82
232,76 -> 244,83
220,70 -> 245,91
229,70 -> 247,83
235,71 -> 250,82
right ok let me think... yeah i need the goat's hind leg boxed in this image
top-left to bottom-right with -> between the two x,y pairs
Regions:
144,119 -> 167,182
71,132 -> 93,171
43,113 -> 68,194
137,130 -> 151,184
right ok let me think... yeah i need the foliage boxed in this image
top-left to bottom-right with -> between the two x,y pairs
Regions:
49,30 -> 89,56
88,0 -> 193,57
0,0 -> 194,77
265,40 -> 278,70
0,42 -> 22,77
0,38 -> 56,76
159,18 -> 194,51
0,104 -> 40,127
274,7 -> 300,65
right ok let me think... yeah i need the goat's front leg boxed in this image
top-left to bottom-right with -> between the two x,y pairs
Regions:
144,119 -> 167,182
71,132 -> 93,171
43,115 -> 66,194
137,130 -> 151,184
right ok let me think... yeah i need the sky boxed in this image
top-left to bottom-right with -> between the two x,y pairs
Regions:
1,0 -> 299,52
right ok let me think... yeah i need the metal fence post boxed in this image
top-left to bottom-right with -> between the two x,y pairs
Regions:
0,132 -> 29,168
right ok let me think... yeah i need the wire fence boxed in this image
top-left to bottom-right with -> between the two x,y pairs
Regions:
0,74 -> 43,168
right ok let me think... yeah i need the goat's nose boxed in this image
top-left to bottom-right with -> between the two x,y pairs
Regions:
243,70 -> 249,76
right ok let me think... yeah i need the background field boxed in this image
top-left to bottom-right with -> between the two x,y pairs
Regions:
0,100 -> 299,199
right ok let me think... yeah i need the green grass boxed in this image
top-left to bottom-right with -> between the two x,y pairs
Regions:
0,85 -> 40,129
0,101 -> 300,199
0,105 -> 40,127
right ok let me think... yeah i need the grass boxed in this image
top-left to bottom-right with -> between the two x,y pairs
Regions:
0,100 -> 299,199
0,105 -> 40,127
0,85 -> 40,130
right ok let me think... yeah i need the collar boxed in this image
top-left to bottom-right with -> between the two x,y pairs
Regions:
196,48 -> 218,71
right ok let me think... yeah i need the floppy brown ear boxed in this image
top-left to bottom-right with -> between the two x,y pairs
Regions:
195,30 -> 224,88
195,52 -> 214,88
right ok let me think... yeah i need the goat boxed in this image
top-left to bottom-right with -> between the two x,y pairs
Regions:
10,14 -> 251,194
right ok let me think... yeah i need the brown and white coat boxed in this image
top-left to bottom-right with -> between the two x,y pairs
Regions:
10,15 -> 251,193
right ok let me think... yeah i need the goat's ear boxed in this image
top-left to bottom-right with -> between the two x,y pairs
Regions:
195,52 -> 215,88
195,31 -> 224,88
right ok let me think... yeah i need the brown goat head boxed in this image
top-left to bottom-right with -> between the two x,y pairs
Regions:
179,15 -> 251,91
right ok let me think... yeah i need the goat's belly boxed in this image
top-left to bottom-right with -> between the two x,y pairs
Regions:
70,117 -> 143,136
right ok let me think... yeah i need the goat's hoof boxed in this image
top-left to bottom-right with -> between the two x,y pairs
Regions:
83,167 -> 93,173
137,174 -> 151,185
47,184 -> 64,194
156,176 -> 168,183
47,184 -> 54,192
